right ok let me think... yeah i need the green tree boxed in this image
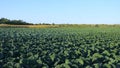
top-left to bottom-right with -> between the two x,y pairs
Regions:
0,18 -> 10,24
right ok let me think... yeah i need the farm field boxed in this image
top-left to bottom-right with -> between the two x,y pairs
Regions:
0,26 -> 120,68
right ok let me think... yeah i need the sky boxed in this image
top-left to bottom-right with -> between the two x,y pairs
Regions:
0,0 -> 120,24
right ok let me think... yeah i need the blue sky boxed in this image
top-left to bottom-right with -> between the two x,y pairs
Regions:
0,0 -> 120,24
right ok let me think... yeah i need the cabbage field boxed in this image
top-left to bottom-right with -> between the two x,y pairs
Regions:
0,27 -> 120,68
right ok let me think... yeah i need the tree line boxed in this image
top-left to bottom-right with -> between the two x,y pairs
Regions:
0,18 -> 33,25
0,18 -> 55,25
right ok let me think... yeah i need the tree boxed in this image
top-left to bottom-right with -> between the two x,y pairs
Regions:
0,18 -> 10,24
0,18 -> 32,25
